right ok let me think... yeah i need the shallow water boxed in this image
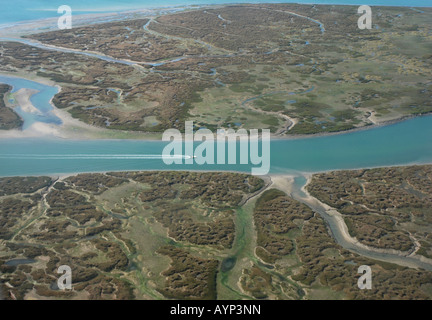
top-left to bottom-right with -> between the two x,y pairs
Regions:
5,258 -> 37,266
0,0 -> 430,26
0,75 -> 61,129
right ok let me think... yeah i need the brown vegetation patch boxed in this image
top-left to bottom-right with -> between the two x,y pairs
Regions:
254,189 -> 313,263
0,84 -> 22,130
156,245 -> 219,300
307,165 -> 432,253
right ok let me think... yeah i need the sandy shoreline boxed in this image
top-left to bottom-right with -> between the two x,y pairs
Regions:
14,88 -> 40,114
271,113 -> 432,141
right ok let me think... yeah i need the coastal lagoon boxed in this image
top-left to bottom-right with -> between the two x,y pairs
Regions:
0,75 -> 61,130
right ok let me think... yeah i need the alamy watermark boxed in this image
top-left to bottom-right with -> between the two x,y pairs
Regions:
358,5 -> 372,30
357,265 -> 372,290
162,121 -> 270,175
57,265 -> 72,290
58,5 -> 72,30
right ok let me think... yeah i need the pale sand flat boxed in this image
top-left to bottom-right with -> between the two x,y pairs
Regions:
15,88 -> 41,114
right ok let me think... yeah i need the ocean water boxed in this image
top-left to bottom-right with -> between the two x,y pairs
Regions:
0,0 -> 431,26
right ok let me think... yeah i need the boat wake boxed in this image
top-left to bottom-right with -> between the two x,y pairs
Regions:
0,154 -> 192,160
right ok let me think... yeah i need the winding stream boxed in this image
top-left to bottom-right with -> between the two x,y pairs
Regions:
0,37 -> 186,67
289,180 -> 432,271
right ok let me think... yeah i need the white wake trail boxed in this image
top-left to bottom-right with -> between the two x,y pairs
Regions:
0,154 -> 191,160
